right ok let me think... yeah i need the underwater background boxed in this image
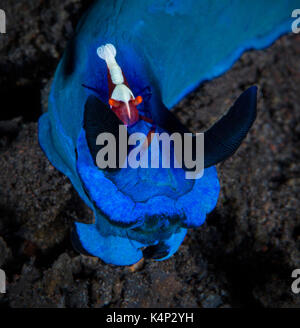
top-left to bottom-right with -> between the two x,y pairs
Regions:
0,0 -> 299,307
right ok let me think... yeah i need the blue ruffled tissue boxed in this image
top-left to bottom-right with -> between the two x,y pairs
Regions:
38,0 -> 297,265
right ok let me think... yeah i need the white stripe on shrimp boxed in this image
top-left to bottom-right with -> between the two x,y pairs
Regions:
97,44 -> 135,119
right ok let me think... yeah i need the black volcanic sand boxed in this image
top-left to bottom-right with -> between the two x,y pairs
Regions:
0,0 -> 299,308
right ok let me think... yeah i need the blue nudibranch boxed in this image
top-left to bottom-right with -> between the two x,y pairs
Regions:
38,0 -> 297,265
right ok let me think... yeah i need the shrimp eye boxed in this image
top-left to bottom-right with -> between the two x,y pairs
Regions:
109,98 -> 121,107
133,96 -> 143,106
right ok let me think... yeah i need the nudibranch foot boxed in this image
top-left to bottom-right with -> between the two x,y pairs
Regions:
143,228 -> 187,261
71,224 -> 94,257
71,219 -> 187,265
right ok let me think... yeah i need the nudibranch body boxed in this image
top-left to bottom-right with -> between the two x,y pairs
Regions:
38,0 -> 297,265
